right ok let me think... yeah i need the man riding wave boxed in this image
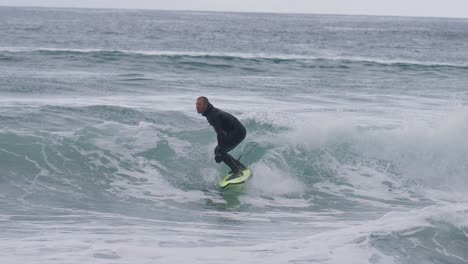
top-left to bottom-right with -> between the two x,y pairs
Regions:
196,96 -> 247,176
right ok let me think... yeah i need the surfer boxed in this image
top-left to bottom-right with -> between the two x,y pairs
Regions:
196,96 -> 247,176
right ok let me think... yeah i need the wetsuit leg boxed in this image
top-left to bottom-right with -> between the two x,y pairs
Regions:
216,127 -> 246,173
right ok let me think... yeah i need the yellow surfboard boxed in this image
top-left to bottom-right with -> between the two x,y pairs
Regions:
219,168 -> 252,188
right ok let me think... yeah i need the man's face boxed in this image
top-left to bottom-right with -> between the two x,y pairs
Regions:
196,99 -> 207,113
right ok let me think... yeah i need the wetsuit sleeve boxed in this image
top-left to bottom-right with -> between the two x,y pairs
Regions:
214,115 -> 226,146
206,112 -> 225,145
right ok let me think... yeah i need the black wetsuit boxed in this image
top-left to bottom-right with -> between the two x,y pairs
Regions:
202,103 -> 246,173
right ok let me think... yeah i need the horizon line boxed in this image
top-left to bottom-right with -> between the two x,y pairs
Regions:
1,5 -> 468,20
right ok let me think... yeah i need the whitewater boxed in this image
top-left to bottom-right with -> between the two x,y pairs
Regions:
1,6 -> 468,264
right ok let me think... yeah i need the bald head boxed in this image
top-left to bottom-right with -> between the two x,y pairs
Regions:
196,96 -> 210,114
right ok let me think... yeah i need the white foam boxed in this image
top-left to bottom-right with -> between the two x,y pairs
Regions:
2,204 -> 466,264
242,106 -> 468,205
356,107 -> 468,202
248,158 -> 305,196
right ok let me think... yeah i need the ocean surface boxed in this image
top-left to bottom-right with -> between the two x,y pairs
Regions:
1,6 -> 468,264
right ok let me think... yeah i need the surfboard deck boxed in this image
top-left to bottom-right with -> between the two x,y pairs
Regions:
219,168 -> 251,188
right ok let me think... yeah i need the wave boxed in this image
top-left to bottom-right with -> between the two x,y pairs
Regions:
2,47 -> 468,70
2,104 -> 468,213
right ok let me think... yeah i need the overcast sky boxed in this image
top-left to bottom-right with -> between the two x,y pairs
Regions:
1,0 -> 468,18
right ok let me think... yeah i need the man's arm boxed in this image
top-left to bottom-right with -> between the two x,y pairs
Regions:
207,112 -> 226,146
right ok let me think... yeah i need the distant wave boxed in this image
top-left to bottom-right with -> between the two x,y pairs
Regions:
1,47 -> 468,70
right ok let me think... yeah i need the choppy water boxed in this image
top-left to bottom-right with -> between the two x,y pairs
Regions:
1,6 -> 468,264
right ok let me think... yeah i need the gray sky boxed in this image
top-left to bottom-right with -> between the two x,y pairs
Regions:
1,0 -> 468,18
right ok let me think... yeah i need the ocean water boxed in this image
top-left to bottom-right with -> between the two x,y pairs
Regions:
1,6 -> 468,264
